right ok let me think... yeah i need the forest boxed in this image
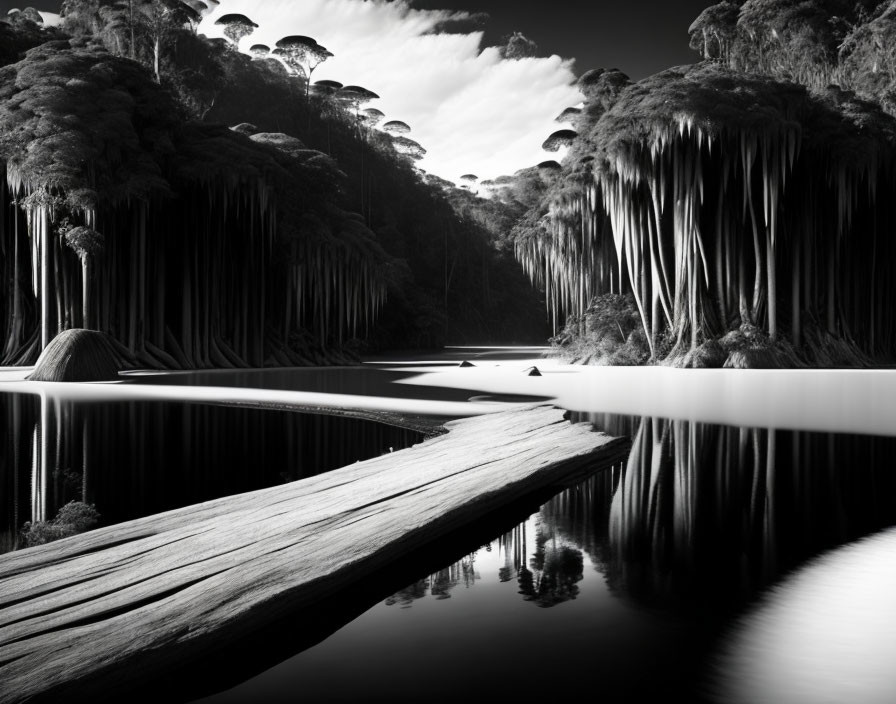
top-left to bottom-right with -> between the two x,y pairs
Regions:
514,0 -> 896,367
3,1 -> 896,368
0,1 -> 547,369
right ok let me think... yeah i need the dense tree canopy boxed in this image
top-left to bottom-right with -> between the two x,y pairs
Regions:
514,47 -> 896,365
214,12 -> 257,47
0,7 -> 548,366
685,0 -> 896,106
274,35 -> 332,93
0,38 -> 389,365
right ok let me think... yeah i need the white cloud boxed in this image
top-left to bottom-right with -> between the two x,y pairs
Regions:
201,0 -> 582,183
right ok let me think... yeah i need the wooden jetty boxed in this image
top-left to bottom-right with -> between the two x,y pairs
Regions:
0,405 -> 626,703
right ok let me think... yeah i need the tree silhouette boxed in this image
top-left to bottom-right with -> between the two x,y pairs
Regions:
312,79 -> 343,94
339,85 -> 380,110
214,12 -> 257,47
555,106 -> 582,129
272,47 -> 306,79
542,129 -> 577,151
382,120 -> 411,135
361,107 -> 385,127
338,84 -> 380,133
392,135 -> 426,161
249,43 -> 269,59
274,35 -> 333,102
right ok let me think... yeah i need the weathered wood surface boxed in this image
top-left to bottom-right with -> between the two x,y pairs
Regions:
0,405 -> 626,703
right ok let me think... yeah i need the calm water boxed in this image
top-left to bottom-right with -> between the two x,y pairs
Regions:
0,395 -> 421,553
192,415 -> 896,704
3,350 -> 896,703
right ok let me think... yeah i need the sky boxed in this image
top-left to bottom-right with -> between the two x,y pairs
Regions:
4,0 -> 716,182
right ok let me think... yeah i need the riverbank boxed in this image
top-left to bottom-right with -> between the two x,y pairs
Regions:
0,365 -> 505,435
8,347 -> 896,435
390,356 -> 896,437
6,355 -> 896,436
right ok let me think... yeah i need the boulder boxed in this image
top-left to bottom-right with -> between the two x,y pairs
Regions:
27,329 -> 124,382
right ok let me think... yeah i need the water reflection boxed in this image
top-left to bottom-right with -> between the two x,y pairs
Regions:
0,392 -> 421,553
174,409 -> 896,704
517,527 -> 584,607
716,527 -> 896,704
379,413 -> 896,616
6,383 -> 896,703
567,414 -> 896,612
385,553 -> 481,607
332,415 -> 896,703
382,514 -> 589,610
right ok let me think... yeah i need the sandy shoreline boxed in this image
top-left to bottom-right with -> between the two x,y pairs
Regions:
401,363 -> 896,436
5,358 -> 896,436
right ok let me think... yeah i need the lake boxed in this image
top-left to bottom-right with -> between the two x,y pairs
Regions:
2,347 -> 895,703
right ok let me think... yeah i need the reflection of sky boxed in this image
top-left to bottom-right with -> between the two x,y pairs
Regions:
717,527 -> 896,704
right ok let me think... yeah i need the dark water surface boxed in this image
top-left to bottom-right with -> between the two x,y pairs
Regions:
0,394 -> 421,553
3,353 -> 896,703
191,415 -> 896,704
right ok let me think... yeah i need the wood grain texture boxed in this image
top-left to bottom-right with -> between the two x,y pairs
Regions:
0,405 -> 626,703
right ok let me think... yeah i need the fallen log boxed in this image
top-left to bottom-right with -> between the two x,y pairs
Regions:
0,405 -> 626,703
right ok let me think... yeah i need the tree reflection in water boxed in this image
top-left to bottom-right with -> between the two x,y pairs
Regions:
6,395 -> 896,703
385,553 -> 480,606
6,390 -> 896,620
598,415 -> 896,612
517,536 -> 583,607
385,413 -> 896,616
0,392 -> 421,553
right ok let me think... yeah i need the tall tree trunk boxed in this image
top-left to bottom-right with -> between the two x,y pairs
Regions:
791,237 -> 800,348
9,210 -> 23,356
128,0 -> 135,60
153,38 -> 161,84
767,232 -> 777,341
82,258 -> 90,330
39,207 -> 50,351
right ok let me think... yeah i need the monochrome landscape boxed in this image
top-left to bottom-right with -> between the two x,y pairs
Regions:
2,1 -> 896,702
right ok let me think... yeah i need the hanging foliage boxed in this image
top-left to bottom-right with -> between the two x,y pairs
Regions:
0,40 -> 390,367
515,62 -> 896,366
